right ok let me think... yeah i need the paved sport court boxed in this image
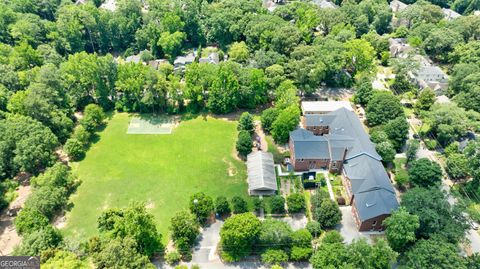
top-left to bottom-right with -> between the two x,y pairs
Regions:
127,115 -> 176,134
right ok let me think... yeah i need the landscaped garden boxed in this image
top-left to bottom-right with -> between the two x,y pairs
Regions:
63,113 -> 249,242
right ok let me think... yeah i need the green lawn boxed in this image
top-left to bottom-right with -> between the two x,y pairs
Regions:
63,113 -> 248,242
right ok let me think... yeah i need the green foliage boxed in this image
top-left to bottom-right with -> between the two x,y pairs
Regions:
406,139 -> 420,163
414,88 -> 436,112
228,42 -> 249,63
424,138 -> 437,150
401,187 -> 469,243
14,226 -> 62,256
286,193 -> 306,213
215,196 -> 231,216
72,125 -> 91,147
383,207 -> 420,252
259,219 -> 293,251
170,211 -> 199,247
42,250 -> 88,269
96,202 -> 163,257
376,141 -> 396,164
383,116 -> 409,151
306,221 -> 322,237
207,63 -> 239,114
81,104 -> 106,132
236,130 -> 252,157
64,138 -> 85,161
366,91 -> 404,126
14,208 -> 49,235
291,229 -> 312,248
231,196 -> 248,214
269,195 -> 285,214
261,249 -> 288,265
274,80 -> 299,110
238,112 -> 254,134
271,105 -> 300,144
354,76 -> 374,106
165,251 -> 181,265
408,158 -> 443,187
30,163 -> 76,190
322,230 -> 344,244
313,199 -> 341,229
403,238 -> 467,269
290,246 -> 312,261
220,213 -> 261,262
391,72 -> 413,95
189,192 -> 214,225
24,186 -> 67,220
446,153 -> 470,181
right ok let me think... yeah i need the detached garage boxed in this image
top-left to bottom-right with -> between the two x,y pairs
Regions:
247,152 -> 277,196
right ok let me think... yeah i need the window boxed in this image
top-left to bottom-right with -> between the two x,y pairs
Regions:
332,162 -> 337,168
372,220 -> 377,226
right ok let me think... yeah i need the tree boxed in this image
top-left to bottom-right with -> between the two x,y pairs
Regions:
383,116 -> 409,151
14,208 -> 49,235
406,139 -> 419,163
236,130 -> 252,157
391,72 -> 414,94
408,158 -> 442,187
220,213 -> 261,262
24,186 -> 67,220
354,77 -> 374,106
269,195 -> 285,214
64,138 -> 85,161
42,250 -> 88,269
89,236 -> 154,269
258,219 -> 293,251
261,249 -> 288,265
344,39 -> 376,75
238,112 -> 255,134
383,207 -> 420,252
271,105 -> 300,144
228,42 -> 249,63
15,226 -> 62,256
286,45 -> 326,94
286,193 -> 306,213
231,196 -> 248,214
96,202 -> 163,257
313,199 -> 341,229
261,108 -> 279,134
291,229 -> 312,248
427,103 -> 469,146
376,141 -> 395,164
366,91 -> 404,126
215,196 -> 231,216
401,187 -> 468,243
158,31 -> 186,59
322,230 -> 344,244
274,80 -> 299,110
290,246 -> 313,261
184,62 -> 218,111
446,153 -> 470,181
81,104 -> 105,132
414,88 -> 436,112
403,238 -> 467,269
30,163 -> 76,190
306,221 -> 322,238
189,192 -> 214,225
310,241 -> 347,269
170,210 -> 199,246
207,63 -> 239,114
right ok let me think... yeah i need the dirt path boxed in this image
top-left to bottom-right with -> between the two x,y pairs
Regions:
0,185 -> 32,255
254,121 -> 268,152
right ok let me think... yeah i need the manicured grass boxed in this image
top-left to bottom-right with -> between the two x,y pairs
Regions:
266,135 -> 284,164
63,113 -> 248,242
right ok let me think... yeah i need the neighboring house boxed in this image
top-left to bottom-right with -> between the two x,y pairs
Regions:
173,53 -> 196,73
148,59 -> 169,70
389,0 -> 408,13
442,8 -> 461,20
301,101 -> 353,115
199,52 -> 220,65
289,104 -> 398,231
435,95 -> 451,104
247,152 -> 277,196
312,0 -> 338,9
263,0 -> 284,12
410,65 -> 448,95
389,38 -> 414,58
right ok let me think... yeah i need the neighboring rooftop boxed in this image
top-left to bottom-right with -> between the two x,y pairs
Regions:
312,0 -> 338,9
199,52 -> 220,65
442,8 -> 461,20
247,152 -> 277,196
301,101 -> 353,115
389,0 -> 408,12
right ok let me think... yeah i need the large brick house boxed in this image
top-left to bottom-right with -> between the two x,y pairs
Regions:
289,104 -> 398,231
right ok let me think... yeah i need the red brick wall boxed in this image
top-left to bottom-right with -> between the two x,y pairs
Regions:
352,199 -> 390,231
306,125 -> 329,136
292,159 -> 330,171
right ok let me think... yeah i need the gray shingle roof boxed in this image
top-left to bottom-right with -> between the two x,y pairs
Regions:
304,114 -> 336,127
290,129 -> 330,159
247,152 -> 277,195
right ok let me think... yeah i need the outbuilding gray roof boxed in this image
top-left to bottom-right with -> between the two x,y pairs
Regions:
247,152 -> 277,195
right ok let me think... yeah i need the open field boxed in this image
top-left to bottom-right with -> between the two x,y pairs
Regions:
63,113 -> 248,242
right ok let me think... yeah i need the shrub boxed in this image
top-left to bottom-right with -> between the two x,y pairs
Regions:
259,219 -> 293,251
24,186 -> 67,219
291,229 -> 312,248
322,231 -> 343,244
269,196 -> 285,214
261,108 -> 279,133
64,138 -> 86,161
215,196 -> 231,216
81,104 -> 105,132
313,199 -> 341,229
424,139 -> 437,150
165,251 -> 181,265
190,265 -> 200,269
408,158 -> 442,187
14,208 -> 49,235
286,193 -> 305,213
236,130 -> 252,157
395,170 -> 409,189
14,226 -> 62,256
231,196 -> 248,214
189,192 -> 214,225
261,249 -> 288,265
306,221 -> 322,237
220,213 -> 261,262
252,197 -> 264,212
73,125 -> 91,146
290,246 -> 312,261
238,112 -> 255,134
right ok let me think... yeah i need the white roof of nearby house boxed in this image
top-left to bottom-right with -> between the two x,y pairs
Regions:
301,101 -> 353,114
199,52 -> 220,65
416,65 -> 448,82
312,0 -> 338,9
389,38 -> 414,58
389,0 -> 408,12
174,53 -> 196,66
442,8 -> 461,20
247,152 -> 277,196
435,95 -> 452,104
